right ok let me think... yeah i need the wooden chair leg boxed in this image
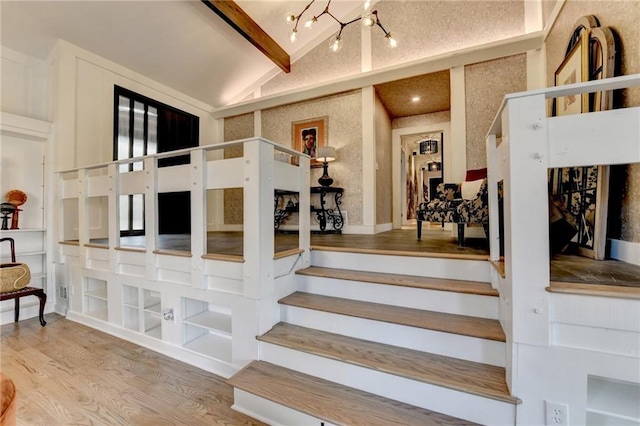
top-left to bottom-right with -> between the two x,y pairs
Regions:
417,219 -> 423,240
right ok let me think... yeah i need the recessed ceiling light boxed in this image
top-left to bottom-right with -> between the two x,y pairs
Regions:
411,96 -> 420,102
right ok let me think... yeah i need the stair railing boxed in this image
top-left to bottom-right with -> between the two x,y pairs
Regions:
485,74 -> 640,392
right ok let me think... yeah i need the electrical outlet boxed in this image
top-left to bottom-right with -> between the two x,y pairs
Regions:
545,401 -> 568,426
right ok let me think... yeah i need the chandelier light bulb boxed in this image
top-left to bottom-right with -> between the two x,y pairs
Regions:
285,13 -> 296,24
363,0 -> 371,11
386,32 -> 398,48
362,13 -> 376,28
304,17 -> 317,29
329,35 -> 343,52
290,28 -> 298,43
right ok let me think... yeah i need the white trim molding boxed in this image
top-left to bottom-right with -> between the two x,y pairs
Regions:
609,239 -> 640,267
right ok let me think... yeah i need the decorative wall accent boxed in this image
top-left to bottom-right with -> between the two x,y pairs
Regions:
549,15 -> 617,260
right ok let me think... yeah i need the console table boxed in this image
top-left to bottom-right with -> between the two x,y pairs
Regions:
274,187 -> 344,233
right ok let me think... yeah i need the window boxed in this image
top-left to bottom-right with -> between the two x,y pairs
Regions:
114,86 -> 199,237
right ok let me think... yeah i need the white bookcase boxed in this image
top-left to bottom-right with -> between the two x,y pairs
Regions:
182,297 -> 232,363
0,112 -> 52,324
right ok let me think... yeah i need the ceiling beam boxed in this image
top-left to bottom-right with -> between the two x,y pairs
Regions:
201,0 -> 291,74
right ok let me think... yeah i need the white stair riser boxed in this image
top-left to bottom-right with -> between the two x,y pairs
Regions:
232,389 -> 337,426
280,305 -> 505,367
260,343 -> 516,426
298,276 -> 499,319
311,250 -> 491,282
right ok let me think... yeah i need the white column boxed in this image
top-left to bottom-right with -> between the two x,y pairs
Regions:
361,86 -> 376,231
449,66 -> 466,182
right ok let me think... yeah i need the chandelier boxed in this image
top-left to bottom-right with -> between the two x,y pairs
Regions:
285,0 -> 397,52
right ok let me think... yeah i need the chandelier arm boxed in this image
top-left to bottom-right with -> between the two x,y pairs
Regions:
376,20 -> 390,37
294,0 -> 316,30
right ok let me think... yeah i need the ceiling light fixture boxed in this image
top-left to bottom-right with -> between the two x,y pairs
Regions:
285,0 -> 397,52
411,96 -> 420,102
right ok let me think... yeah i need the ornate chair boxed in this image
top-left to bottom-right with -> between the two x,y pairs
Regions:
416,177 -> 489,246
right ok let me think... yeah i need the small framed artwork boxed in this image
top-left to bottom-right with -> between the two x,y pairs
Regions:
292,117 -> 327,168
553,33 -> 589,116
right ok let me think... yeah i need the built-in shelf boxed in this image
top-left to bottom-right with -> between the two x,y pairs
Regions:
84,278 -> 108,320
182,297 -> 232,362
143,289 -> 162,339
0,228 -> 46,233
122,285 -> 140,332
587,376 -> 640,426
183,332 -> 232,363
183,310 -> 232,336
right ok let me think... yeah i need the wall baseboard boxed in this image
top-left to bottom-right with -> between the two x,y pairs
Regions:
609,239 -> 640,267
375,223 -> 392,233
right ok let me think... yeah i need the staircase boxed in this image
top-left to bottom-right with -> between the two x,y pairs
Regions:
228,248 -> 520,425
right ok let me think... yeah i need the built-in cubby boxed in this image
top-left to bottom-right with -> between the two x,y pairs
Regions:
182,297 -> 232,363
122,285 -> 140,331
143,289 -> 162,339
83,278 -> 108,320
587,376 -> 640,425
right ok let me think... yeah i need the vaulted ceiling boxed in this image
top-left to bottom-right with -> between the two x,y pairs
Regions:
1,0 -> 449,117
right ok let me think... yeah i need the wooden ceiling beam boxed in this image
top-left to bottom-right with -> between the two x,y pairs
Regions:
201,0 -> 291,74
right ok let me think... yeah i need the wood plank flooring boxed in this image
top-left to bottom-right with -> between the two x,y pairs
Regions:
258,323 -> 518,404
279,292 -> 506,342
84,228 -> 640,289
0,315 -> 266,426
297,266 -> 499,296
228,361 -> 480,426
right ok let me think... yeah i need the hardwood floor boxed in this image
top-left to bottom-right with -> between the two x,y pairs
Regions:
0,315 -> 266,426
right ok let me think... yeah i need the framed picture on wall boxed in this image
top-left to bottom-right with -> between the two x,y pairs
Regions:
553,33 -> 589,116
292,117 -> 327,168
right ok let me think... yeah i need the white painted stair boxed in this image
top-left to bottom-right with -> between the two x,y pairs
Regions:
229,255 -> 519,425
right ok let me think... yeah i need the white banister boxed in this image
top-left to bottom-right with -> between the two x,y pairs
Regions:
485,75 -> 640,395
56,137 -> 310,371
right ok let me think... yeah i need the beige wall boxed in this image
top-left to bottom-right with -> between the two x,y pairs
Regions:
465,54 -> 527,170
375,93 -> 392,225
262,91 -> 364,226
546,0 -> 640,243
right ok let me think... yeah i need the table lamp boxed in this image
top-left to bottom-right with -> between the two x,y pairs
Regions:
316,146 -> 336,187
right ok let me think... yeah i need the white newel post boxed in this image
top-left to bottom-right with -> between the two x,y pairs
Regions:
502,94 -> 550,395
298,155 -> 311,267
77,168 -> 88,269
107,164 -> 119,274
190,149 -> 206,289
143,157 -> 158,281
486,133 -> 500,265
243,139 -> 276,330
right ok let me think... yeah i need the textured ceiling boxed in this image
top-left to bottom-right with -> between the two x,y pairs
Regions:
1,0 -> 450,115
374,70 -> 451,118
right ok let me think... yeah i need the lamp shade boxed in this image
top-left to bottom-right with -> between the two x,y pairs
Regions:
316,146 -> 336,162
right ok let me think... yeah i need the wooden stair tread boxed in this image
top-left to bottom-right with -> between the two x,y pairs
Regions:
259,323 -> 518,404
296,266 -> 498,296
279,292 -> 506,342
228,361 -> 480,426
